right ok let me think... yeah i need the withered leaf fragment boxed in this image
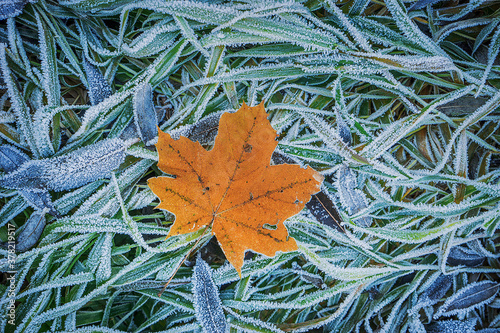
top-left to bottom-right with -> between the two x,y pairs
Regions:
292,262 -> 326,289
447,246 -> 485,267
16,210 -> 46,252
418,274 -> 453,308
0,0 -> 27,20
0,145 -> 58,216
192,254 -> 227,333
337,165 -> 371,227
169,112 -> 222,145
0,138 -> 126,192
119,104 -> 164,142
425,319 -> 477,333
0,144 -> 29,172
305,191 -> 344,233
148,102 -> 323,275
133,83 -> 158,146
435,281 -> 499,318
272,151 -> 343,231
336,110 -> 352,146
83,58 -> 112,106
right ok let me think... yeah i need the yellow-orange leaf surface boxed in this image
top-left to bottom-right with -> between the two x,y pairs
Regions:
148,102 -> 323,275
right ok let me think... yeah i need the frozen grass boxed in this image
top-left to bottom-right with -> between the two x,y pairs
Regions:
0,0 -> 500,332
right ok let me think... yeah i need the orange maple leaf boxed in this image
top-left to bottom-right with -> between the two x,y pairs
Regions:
148,102 -> 323,275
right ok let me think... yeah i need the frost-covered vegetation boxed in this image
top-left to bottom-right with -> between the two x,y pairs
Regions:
1,0 -> 500,332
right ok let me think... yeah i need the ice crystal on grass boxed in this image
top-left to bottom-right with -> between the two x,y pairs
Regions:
192,254 -> 227,333
83,58 -> 112,106
0,139 -> 126,192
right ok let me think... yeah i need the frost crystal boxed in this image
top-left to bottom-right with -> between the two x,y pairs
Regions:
133,83 -> 158,146
83,58 -> 112,106
192,254 -> 227,333
0,139 -> 126,192
16,210 -> 46,252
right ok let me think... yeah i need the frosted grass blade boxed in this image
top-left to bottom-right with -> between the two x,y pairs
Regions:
36,12 -> 61,108
0,195 -> 27,228
477,26 -> 500,94
0,44 -> 40,158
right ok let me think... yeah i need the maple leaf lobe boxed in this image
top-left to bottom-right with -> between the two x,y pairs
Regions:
148,101 -> 323,275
